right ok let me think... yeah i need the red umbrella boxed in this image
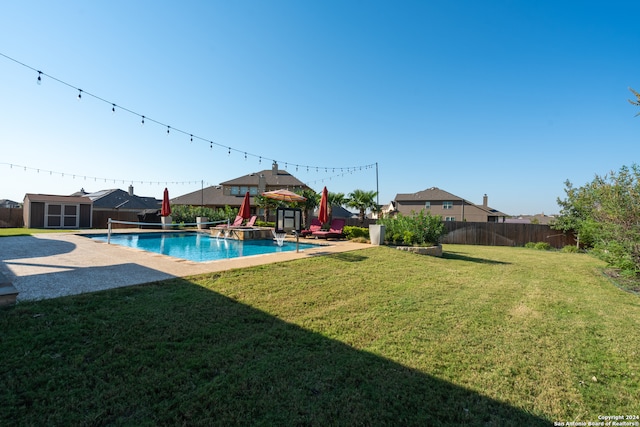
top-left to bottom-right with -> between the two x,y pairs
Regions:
161,187 -> 171,217
238,191 -> 251,219
318,186 -> 328,224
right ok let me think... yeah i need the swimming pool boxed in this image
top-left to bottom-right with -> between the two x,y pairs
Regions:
87,232 -> 322,262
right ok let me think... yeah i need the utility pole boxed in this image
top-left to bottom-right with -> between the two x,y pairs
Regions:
375,162 -> 379,207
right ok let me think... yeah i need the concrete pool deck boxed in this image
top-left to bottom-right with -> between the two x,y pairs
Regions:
0,231 -> 366,302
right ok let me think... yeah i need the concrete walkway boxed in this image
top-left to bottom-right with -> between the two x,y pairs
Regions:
0,232 -> 366,302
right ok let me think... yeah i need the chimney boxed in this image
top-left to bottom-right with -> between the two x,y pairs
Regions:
128,185 -> 134,196
258,173 -> 266,193
272,161 -> 278,176
483,194 -> 488,207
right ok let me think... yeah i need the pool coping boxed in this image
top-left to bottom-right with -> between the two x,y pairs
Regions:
0,231 -> 367,302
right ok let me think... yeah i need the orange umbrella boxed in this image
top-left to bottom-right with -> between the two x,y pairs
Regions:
161,187 -> 171,217
261,189 -> 307,203
318,186 -> 328,224
238,191 -> 251,219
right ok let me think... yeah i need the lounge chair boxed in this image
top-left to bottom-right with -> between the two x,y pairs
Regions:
300,218 -> 322,237
312,218 -> 346,240
245,215 -> 257,227
214,215 -> 244,229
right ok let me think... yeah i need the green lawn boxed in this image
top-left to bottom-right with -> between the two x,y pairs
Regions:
1,245 -> 638,425
0,228 -> 79,237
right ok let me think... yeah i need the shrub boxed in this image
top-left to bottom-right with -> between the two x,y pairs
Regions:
171,205 -> 238,225
561,245 -> 579,253
524,242 -> 536,249
534,242 -> 552,251
378,211 -> 446,246
343,226 -> 369,240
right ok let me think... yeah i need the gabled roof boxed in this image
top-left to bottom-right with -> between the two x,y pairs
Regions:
220,168 -> 306,188
170,185 -> 226,206
83,189 -> 160,210
395,187 -> 463,202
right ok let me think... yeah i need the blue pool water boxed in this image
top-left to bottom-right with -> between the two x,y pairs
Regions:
87,232 -> 321,262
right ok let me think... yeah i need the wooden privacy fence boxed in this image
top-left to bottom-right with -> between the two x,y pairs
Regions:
0,208 -> 24,228
441,222 -> 575,248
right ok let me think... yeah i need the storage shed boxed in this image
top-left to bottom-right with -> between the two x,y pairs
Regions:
23,194 -> 93,228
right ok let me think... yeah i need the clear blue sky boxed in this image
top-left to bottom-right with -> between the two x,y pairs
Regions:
1,1 -> 639,215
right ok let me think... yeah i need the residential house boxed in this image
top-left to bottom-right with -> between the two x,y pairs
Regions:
75,186 -> 162,228
0,199 -> 21,208
393,187 -> 508,222
171,162 -> 311,217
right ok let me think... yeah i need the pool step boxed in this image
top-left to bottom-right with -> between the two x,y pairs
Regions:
0,271 -> 19,306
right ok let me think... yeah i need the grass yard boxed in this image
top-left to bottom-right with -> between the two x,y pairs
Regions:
1,244 -> 638,425
0,228 -> 79,237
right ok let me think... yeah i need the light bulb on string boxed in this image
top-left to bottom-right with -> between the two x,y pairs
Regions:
77,89 -> 82,100
244,152 -> 247,160
37,71 -> 42,85
190,134 -> 193,143
141,116 -> 145,125
259,156 -> 261,164
228,147 -> 231,156
167,126 -> 170,135
210,141 -> 213,149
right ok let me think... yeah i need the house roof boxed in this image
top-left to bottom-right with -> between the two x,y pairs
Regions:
24,194 -> 92,204
170,185 -> 226,206
82,189 -> 161,210
0,199 -> 20,207
172,164 -> 311,207
220,167 -> 306,188
394,187 -> 463,202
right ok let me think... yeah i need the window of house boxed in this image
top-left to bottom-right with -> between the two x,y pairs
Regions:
249,187 -> 258,195
230,186 -> 240,195
425,201 -> 431,209
445,216 -> 456,221
443,201 -> 453,209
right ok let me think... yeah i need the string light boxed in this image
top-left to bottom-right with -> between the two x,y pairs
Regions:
0,52 -> 377,179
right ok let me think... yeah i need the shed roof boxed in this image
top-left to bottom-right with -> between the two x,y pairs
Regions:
24,194 -> 93,204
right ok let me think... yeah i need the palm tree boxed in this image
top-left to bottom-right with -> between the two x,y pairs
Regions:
347,189 -> 378,224
254,194 -> 279,222
327,192 -> 346,224
294,189 -> 319,228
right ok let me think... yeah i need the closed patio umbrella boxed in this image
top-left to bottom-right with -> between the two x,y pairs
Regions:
318,186 -> 328,224
239,191 -> 251,219
161,187 -> 171,217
